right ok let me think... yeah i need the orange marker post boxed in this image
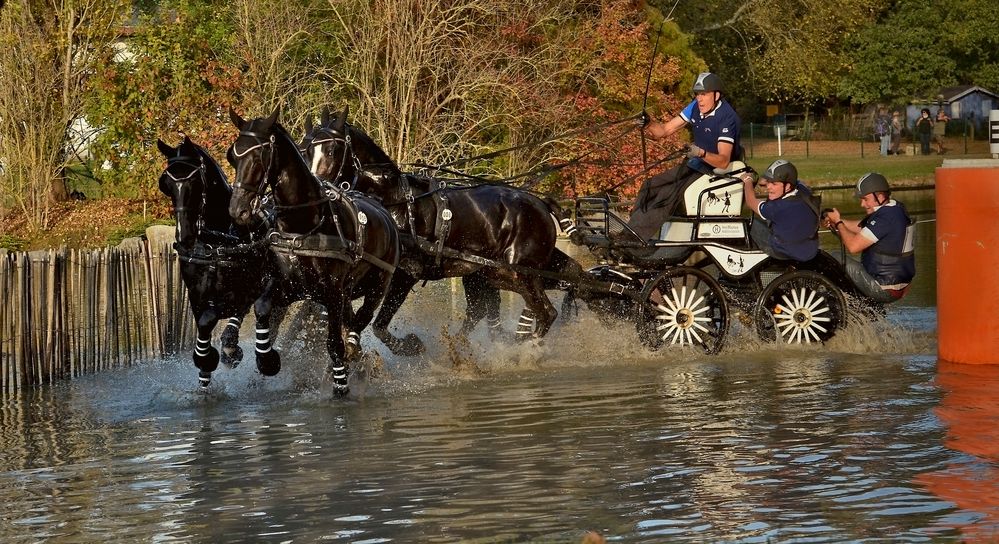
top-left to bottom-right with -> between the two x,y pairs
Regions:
936,159 -> 999,364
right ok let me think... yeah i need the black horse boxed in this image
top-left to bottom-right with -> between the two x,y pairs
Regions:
157,136 -> 285,387
302,107 -> 581,350
228,108 -> 400,395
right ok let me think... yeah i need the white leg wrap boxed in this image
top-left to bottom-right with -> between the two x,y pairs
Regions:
516,315 -> 535,335
347,331 -> 360,346
195,337 -> 212,357
330,363 -> 348,382
226,317 -> 241,330
488,317 -> 503,329
255,328 -> 272,353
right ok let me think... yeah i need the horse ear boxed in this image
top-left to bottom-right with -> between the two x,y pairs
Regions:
304,116 -> 313,136
321,106 -> 331,126
182,134 -> 193,146
229,107 -> 245,128
334,105 -> 348,132
156,138 -> 174,158
265,106 -> 280,127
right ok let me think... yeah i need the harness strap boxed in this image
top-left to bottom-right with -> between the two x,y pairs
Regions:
268,231 -> 396,273
433,182 -> 452,265
401,174 -> 419,239
405,235 -> 636,300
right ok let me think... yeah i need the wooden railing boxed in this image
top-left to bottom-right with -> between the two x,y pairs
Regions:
0,240 -> 192,392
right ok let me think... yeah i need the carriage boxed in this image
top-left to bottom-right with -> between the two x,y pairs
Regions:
565,161 -> 879,354
162,108 -> 892,393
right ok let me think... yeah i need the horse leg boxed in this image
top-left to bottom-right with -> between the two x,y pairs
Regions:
219,315 -> 244,368
458,273 -> 500,337
515,308 -> 536,338
546,248 -> 583,323
193,311 -> 221,388
517,275 -> 558,340
252,294 -> 282,377
371,272 -> 425,356
324,292 -> 351,397
345,269 -> 392,362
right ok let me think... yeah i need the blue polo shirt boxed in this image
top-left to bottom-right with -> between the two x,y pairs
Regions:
859,200 -> 915,288
757,182 -> 819,261
679,98 -> 742,163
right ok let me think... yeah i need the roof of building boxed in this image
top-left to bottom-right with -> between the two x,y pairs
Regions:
937,85 -> 999,102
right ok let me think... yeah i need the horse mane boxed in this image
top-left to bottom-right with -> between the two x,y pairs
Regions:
344,123 -> 398,171
193,142 -> 230,191
270,121 -> 321,178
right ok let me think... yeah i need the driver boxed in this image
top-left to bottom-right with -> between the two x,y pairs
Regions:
628,72 -> 743,239
740,159 -> 820,261
823,172 -> 915,302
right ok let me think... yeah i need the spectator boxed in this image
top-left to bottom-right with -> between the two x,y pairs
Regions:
933,108 -> 949,154
822,172 -> 916,302
740,159 -> 820,262
915,108 -> 933,155
874,107 -> 891,156
890,111 -> 903,155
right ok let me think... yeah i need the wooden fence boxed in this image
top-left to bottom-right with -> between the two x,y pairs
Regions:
0,240 -> 193,393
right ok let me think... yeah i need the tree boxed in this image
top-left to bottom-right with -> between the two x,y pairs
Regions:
230,0 -> 332,129
558,3 -> 690,199
663,0 -> 883,112
0,0 -> 128,230
85,0 -> 244,198
839,0 -> 999,104
323,0 -> 694,198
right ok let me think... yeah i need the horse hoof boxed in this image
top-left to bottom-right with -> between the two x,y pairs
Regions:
221,345 -> 244,369
256,349 -> 281,376
331,385 -> 350,399
345,344 -> 360,362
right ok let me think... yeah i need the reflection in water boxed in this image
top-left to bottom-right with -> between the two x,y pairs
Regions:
0,187 -> 980,542
916,361 -> 999,541
0,329 -> 985,542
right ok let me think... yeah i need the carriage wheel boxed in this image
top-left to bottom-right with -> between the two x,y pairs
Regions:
636,267 -> 729,354
754,270 -> 847,344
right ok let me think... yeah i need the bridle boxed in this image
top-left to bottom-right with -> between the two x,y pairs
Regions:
164,154 -> 208,242
230,129 -> 277,199
166,151 -> 246,252
308,126 -> 361,191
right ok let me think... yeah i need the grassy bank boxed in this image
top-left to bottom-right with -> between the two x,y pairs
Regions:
744,152 -> 945,187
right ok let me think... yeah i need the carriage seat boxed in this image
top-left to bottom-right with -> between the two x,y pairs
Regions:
648,161 -> 751,246
678,160 -> 747,218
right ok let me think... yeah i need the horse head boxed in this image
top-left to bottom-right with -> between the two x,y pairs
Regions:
228,107 -> 282,226
302,105 -> 402,197
158,136 -> 212,247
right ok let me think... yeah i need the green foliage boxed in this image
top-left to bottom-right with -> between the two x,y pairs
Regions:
662,0 -> 883,111
84,0 -> 244,199
0,235 -> 29,252
838,2 -> 956,103
841,0 -> 999,103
